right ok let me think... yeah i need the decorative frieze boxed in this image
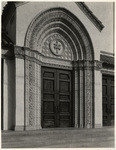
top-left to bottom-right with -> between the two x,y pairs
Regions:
14,46 -> 24,59
73,60 -> 102,70
25,58 -> 42,130
29,62 -> 36,127
94,60 -> 102,70
84,69 -> 92,128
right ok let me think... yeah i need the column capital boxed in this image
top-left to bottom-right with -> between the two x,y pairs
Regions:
14,46 -> 25,59
73,60 -> 102,70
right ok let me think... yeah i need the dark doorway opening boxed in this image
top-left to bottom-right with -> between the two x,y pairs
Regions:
102,75 -> 114,126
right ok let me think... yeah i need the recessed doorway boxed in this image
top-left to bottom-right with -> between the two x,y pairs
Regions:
102,75 -> 114,126
41,67 -> 73,128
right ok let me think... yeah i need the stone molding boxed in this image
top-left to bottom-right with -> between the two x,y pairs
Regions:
101,69 -> 114,76
24,8 -> 94,60
76,2 -> 104,32
14,46 -> 102,70
15,125 -> 24,131
14,46 -> 73,69
73,60 -> 102,70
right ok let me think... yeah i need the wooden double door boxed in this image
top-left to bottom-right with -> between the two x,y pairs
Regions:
102,75 -> 114,126
42,67 -> 73,128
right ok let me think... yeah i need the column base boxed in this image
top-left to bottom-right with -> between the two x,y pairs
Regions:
74,124 -> 79,128
95,124 -> 102,128
24,125 -> 42,130
14,125 -> 24,131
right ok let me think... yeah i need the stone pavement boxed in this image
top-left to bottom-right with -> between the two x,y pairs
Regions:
2,127 -> 115,148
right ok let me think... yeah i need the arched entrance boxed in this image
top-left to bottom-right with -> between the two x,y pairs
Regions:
24,7 -> 94,130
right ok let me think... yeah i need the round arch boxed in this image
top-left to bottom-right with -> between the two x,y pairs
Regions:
24,7 -> 95,130
24,7 -> 94,61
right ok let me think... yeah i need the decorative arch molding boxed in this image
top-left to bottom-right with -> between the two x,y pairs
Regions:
24,7 -> 94,61
21,7 -> 97,130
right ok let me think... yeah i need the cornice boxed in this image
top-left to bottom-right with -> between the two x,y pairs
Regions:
2,2 -> 104,32
101,69 -> 114,75
13,46 -> 103,71
14,46 -> 73,69
100,51 -> 114,57
75,2 -> 104,32
100,54 -> 114,65
73,60 -> 102,70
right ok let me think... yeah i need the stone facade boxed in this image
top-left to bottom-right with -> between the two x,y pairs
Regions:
1,2 -> 114,130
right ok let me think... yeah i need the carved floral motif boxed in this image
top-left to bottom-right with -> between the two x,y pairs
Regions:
42,34 -> 73,60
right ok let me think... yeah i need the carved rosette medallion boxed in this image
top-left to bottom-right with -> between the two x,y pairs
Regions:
50,39 -> 64,56
42,34 -> 73,60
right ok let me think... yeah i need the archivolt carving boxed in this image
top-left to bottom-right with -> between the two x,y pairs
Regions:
25,8 -> 94,60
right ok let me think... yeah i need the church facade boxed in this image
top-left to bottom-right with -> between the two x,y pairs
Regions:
1,2 -> 114,130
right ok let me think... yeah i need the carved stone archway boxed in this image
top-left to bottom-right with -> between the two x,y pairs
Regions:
23,7 -> 95,130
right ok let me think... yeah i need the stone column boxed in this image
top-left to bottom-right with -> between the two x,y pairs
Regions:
24,48 -> 42,130
14,46 -> 25,131
15,57 -> 24,130
94,61 -> 102,128
73,62 -> 78,128
24,58 -> 30,130
25,60 -> 37,130
84,60 -> 93,128
84,68 -> 92,128
78,61 -> 84,128
35,63 -> 42,129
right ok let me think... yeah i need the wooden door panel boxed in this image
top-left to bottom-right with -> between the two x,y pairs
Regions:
59,94 -> 70,100
43,93 -> 54,99
59,81 -> 70,93
42,67 -> 73,128
59,73 -> 70,80
42,68 -> 56,128
58,70 -> 72,127
60,102 -> 70,113
43,116 -> 55,128
103,85 -> 107,96
43,71 -> 54,78
43,101 -> 54,113
102,75 -> 114,126
60,120 -> 70,127
43,79 -> 54,92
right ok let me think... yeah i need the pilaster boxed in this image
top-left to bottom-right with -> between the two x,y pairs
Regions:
14,55 -> 24,131
94,60 -> 102,128
73,61 -> 78,128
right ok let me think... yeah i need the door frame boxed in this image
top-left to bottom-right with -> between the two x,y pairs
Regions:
41,66 -> 75,128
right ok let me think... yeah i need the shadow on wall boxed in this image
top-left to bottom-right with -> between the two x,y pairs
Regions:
2,59 -> 15,130
8,59 -> 15,130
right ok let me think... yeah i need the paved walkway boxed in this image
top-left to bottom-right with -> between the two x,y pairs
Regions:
2,127 -> 115,148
